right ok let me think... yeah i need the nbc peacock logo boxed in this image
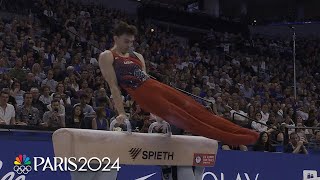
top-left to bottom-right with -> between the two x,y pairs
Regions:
13,154 -> 32,175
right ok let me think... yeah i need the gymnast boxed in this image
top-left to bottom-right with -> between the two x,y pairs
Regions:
98,21 -> 259,145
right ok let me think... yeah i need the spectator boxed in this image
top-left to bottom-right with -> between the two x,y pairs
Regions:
47,93 -> 66,116
138,113 -> 153,133
92,107 -> 109,130
296,122 -> 310,144
79,80 -> 89,92
75,94 -> 95,117
83,88 -> 94,106
215,96 -> 227,115
43,99 -> 65,128
251,112 -> 268,132
2,88 -> 17,108
52,65 -> 65,82
0,91 -> 15,125
9,59 -> 26,82
61,93 -> 73,114
80,70 -> 95,88
267,124 -> 285,144
93,88 -> 108,107
204,90 -> 215,107
284,132 -> 308,154
65,104 -> 85,128
66,66 -> 79,79
309,131 -> 320,150
0,73 -> 12,90
39,86 -> 52,105
247,105 -> 256,119
31,63 -> 46,83
54,82 -> 71,105
97,97 -> 116,119
240,82 -> 254,100
253,132 -> 275,152
297,107 -> 309,121
221,144 -> 248,151
69,74 -> 79,91
41,69 -> 58,92
21,73 -> 38,92
230,102 -> 247,123
260,104 -> 270,122
31,87 -> 47,118
16,92 -> 42,126
10,81 -> 25,107
130,102 -> 150,131
266,113 -> 277,126
276,110 -> 284,124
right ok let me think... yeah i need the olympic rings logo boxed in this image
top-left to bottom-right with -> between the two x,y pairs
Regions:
13,165 -> 32,175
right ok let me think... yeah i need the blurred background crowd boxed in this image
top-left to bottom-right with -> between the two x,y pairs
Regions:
0,0 -> 319,154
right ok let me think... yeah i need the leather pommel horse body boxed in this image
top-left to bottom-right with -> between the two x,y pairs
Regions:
52,124 -> 218,180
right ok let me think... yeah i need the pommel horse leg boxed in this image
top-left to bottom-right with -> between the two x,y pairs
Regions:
148,116 -> 215,180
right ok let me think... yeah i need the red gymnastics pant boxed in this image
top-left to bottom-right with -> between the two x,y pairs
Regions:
126,79 -> 259,145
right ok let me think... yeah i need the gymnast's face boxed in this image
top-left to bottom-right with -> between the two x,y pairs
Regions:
114,34 -> 135,54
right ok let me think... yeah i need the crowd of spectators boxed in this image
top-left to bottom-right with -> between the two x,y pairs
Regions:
0,0 -> 319,154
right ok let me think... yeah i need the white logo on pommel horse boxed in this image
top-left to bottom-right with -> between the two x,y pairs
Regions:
129,148 -> 142,160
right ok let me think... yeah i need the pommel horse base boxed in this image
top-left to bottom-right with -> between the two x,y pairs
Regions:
52,128 -> 218,180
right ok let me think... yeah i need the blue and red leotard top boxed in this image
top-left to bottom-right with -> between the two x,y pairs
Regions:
111,50 -> 149,90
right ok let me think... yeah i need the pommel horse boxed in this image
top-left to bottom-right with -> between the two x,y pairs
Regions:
52,116 -> 218,180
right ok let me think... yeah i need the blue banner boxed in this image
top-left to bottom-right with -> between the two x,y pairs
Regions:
0,132 -> 319,180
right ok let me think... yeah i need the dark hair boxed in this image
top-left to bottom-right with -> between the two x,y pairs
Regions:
113,21 -> 137,36
253,131 -> 275,152
96,107 -> 106,119
56,82 -> 65,92
257,131 -> 269,144
41,85 -> 50,92
51,99 -> 60,104
11,81 -> 20,90
0,91 -> 9,96
97,97 -> 110,107
80,93 -> 88,100
289,132 -> 298,139
255,112 -> 262,118
23,92 -> 33,99
73,104 -> 84,118
52,93 -> 61,99
68,104 -> 84,128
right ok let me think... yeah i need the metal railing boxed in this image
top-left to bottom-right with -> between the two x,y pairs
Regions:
147,75 -> 215,110
285,125 -> 320,150
231,111 -> 284,146
174,87 -> 214,108
231,112 -> 320,147
232,111 -> 279,132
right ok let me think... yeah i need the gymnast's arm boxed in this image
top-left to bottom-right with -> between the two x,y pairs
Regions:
99,50 -> 126,117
